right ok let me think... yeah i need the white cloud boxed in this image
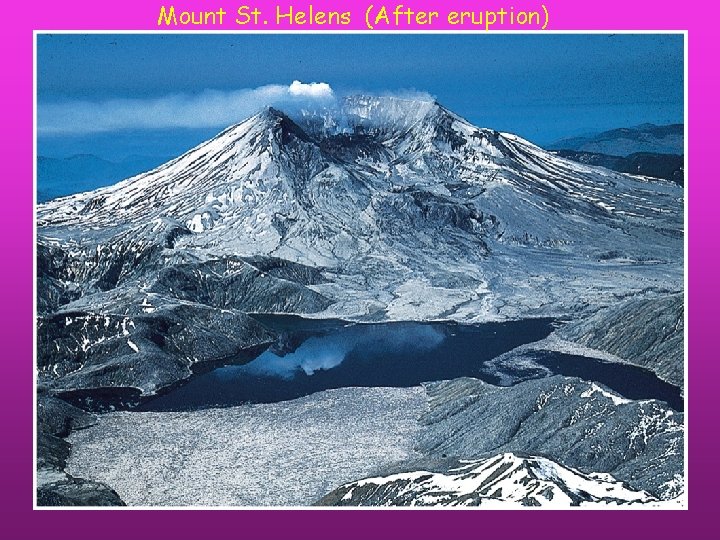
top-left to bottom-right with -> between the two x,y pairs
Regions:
38,81 -> 336,135
288,80 -> 333,99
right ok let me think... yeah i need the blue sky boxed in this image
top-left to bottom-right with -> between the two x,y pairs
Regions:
37,33 -> 684,159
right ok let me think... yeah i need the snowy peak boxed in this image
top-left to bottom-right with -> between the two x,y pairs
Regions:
262,107 -> 314,146
319,452 -> 657,507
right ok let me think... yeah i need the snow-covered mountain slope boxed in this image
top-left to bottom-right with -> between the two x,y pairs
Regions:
416,376 -> 684,499
318,452 -> 656,507
317,375 -> 683,507
38,96 -> 682,322
39,96 -> 683,254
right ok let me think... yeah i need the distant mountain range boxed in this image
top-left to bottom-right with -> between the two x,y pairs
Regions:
551,150 -> 684,185
548,124 -> 683,157
37,154 -> 170,202
546,124 -> 684,185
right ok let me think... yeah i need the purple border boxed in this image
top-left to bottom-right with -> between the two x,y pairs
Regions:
3,1 -> 716,537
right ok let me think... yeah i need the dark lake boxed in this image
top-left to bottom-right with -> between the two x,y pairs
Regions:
139,316 -> 683,412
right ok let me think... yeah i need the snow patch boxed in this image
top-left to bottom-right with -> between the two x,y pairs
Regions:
581,383 -> 631,406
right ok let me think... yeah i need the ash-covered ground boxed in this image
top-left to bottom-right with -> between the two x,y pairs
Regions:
66,387 -> 425,506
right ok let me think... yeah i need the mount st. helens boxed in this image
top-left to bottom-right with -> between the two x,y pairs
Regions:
38,95 -> 682,396
36,96 -> 684,506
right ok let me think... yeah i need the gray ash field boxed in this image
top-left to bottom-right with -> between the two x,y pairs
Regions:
66,387 -> 425,507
